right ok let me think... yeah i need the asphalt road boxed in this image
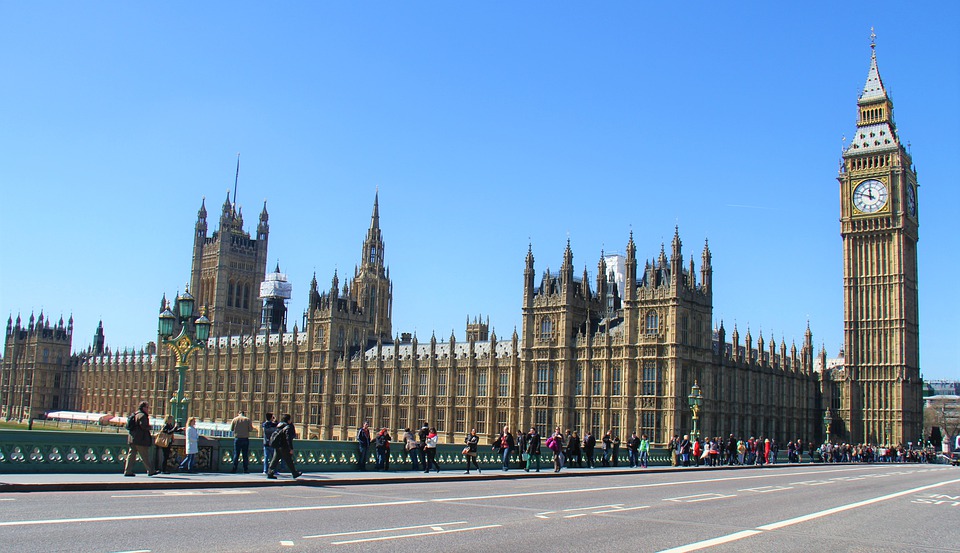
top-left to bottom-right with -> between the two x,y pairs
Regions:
2,464 -> 959,552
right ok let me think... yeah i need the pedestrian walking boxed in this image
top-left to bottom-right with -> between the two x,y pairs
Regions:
601,430 -> 613,467
153,414 -> 179,474
375,427 -> 391,471
230,410 -> 254,473
463,428 -> 481,474
495,426 -> 515,471
583,430 -> 596,468
418,423 -> 430,470
550,426 -> 564,472
569,430 -> 583,467
402,427 -> 420,471
639,434 -> 650,468
123,401 -> 157,477
524,427 -> 541,472
627,432 -> 641,468
356,421 -> 371,471
261,413 -> 284,474
266,414 -> 302,479
179,417 -> 199,472
423,427 -> 441,473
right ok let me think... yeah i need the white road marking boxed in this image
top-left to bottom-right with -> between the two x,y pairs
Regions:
565,513 -> 588,518
0,499 -> 424,527
594,505 -> 650,514
429,526 -> 443,531
431,466 -> 879,503
109,550 -> 151,553
0,498 -> 15,501
279,541 -> 294,547
658,477 -> 960,552
664,493 -> 735,503
305,522 -> 466,539
111,490 -> 255,498
738,485 -> 793,493
330,524 -> 502,545
563,504 -> 621,512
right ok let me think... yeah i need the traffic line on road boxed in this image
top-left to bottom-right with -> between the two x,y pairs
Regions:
664,493 -> 735,503
431,465 -> 879,503
0,499 -> 424,527
594,505 -> 650,514
658,477 -> 960,552
738,485 -> 792,494
304,522 -> 467,539
329,524 -> 502,545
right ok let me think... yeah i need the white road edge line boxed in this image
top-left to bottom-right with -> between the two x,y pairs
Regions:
658,477 -> 960,553
305,521 -> 467,539
330,524 -> 502,545
0,500 -> 424,527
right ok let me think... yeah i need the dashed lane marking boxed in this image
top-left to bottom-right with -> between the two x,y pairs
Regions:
664,493 -> 735,503
279,541 -> 294,547
304,522 -> 467,539
330,524 -> 502,545
738,485 -> 793,493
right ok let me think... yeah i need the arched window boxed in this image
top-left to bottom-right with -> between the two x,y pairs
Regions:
540,317 -> 552,341
646,310 -> 659,334
243,283 -> 251,309
227,281 -> 235,307
337,327 -> 345,350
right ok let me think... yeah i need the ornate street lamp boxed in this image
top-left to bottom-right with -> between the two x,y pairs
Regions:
158,286 -> 210,425
688,381 -> 703,442
823,409 -> 832,444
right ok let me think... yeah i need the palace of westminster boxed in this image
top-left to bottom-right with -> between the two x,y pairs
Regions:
1,43 -> 923,447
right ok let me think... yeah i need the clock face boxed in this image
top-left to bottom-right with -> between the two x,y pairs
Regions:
906,186 -> 917,216
853,179 -> 888,214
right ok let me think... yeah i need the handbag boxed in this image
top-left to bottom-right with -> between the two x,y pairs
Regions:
522,452 -> 530,461
154,432 -> 171,448
462,446 -> 471,455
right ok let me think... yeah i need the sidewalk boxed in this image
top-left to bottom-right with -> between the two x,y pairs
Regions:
0,463 -> 791,493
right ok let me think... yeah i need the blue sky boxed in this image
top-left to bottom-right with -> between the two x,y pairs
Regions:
1,3 -> 957,379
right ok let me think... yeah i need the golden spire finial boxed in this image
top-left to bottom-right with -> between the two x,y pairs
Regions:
870,27 -> 876,51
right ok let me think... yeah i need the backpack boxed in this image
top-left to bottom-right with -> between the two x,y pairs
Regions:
269,424 -> 287,449
126,412 -> 138,433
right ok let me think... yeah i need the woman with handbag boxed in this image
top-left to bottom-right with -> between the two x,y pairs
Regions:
153,415 -> 180,474
463,428 -> 481,474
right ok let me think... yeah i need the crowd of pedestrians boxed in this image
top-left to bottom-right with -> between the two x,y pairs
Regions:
121,402 -> 943,479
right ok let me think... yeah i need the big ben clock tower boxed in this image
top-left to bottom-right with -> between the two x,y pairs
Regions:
838,32 -> 921,446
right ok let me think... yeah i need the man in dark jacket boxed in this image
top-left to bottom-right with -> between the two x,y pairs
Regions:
356,421 -> 371,471
123,401 -> 157,476
583,430 -> 597,468
626,432 -> 641,468
267,413 -> 301,479
418,423 -> 430,469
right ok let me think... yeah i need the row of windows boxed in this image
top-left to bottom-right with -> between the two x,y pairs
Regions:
540,310 -> 661,342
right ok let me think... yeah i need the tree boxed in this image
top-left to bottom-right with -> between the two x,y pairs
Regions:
924,396 -> 960,450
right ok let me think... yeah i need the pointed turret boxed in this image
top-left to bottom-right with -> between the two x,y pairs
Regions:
257,200 -> 269,241
625,232 -> 637,303
700,239 -> 712,293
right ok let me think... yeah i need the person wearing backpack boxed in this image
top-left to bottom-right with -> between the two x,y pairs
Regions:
267,413 -> 302,479
123,401 -> 157,477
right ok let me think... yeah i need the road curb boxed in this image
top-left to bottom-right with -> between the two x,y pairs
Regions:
0,462 -> 815,493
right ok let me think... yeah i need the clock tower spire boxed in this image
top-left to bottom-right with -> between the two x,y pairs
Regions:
836,31 -> 921,446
